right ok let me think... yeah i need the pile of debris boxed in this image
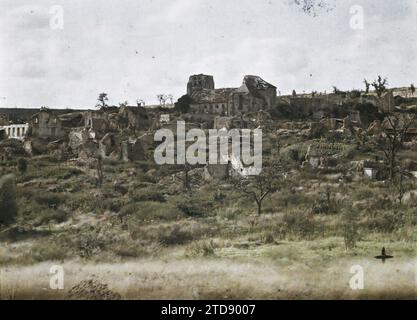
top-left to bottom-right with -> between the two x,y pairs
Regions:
68,279 -> 121,300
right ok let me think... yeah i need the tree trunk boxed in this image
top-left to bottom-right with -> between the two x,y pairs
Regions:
389,152 -> 395,180
256,200 -> 262,216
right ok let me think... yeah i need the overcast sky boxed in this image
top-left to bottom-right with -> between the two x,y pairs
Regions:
0,0 -> 416,109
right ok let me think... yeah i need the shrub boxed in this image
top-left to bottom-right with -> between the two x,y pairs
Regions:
352,185 -> 375,201
31,241 -> 68,262
67,193 -> 105,213
76,228 -> 106,258
185,240 -> 215,257
130,188 -> 166,202
177,202 -> 205,217
34,192 -> 67,209
33,209 -> 68,226
120,201 -> 183,221
213,191 -> 226,204
364,211 -> 405,233
282,210 -> 316,239
112,242 -> 148,258
102,198 -> 126,213
0,175 -> 17,225
342,208 -> 359,250
38,166 -> 83,180
176,195 -> 211,217
156,225 -> 193,246
17,158 -> 28,175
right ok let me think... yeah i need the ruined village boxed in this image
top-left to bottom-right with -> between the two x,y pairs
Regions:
1,74 -> 417,299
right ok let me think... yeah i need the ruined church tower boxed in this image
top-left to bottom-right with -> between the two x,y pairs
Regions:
187,74 -> 215,96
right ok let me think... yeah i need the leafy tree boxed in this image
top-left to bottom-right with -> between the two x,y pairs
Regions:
174,95 -> 192,113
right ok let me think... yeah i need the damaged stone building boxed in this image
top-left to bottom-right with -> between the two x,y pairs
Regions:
67,106 -> 151,162
187,74 -> 277,117
29,108 -> 65,139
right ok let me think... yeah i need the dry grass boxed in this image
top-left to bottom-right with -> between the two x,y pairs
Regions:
0,242 -> 415,300
2,153 -> 417,300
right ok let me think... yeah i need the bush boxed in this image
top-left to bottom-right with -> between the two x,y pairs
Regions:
364,211 -> 405,233
34,209 -> 68,226
120,201 -> 183,221
102,198 -> 126,213
76,228 -> 106,258
130,188 -> 165,202
0,175 -> 17,225
31,241 -> 68,262
67,193 -> 105,213
156,225 -> 193,246
176,195 -> 211,217
17,158 -> 28,175
185,240 -> 215,257
282,210 -> 316,239
34,192 -> 67,209
177,202 -> 205,217
112,242 -> 148,258
342,210 -> 359,250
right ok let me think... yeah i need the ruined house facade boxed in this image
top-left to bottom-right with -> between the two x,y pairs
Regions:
29,109 -> 64,139
187,74 -> 277,117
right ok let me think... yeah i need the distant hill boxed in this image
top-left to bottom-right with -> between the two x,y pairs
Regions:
0,108 -> 83,124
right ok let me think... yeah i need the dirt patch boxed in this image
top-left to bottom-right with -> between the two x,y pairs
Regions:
68,279 -> 121,300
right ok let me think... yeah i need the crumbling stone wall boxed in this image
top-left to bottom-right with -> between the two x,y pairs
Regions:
29,109 -> 64,139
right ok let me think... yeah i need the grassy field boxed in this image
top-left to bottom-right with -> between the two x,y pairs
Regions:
0,148 -> 416,299
0,239 -> 415,299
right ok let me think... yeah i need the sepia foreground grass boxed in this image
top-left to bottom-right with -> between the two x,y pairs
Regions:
0,238 -> 415,300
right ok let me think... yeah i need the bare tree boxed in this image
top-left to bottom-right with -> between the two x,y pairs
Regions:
392,168 -> 408,205
233,163 -> 284,215
410,84 -> 416,96
119,101 -> 128,108
180,164 -> 192,191
96,155 -> 104,188
379,111 -> 417,180
96,93 -> 108,109
166,94 -> 174,104
157,94 -> 167,106
136,99 -> 145,107
364,79 -> 370,94
372,76 -> 388,98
